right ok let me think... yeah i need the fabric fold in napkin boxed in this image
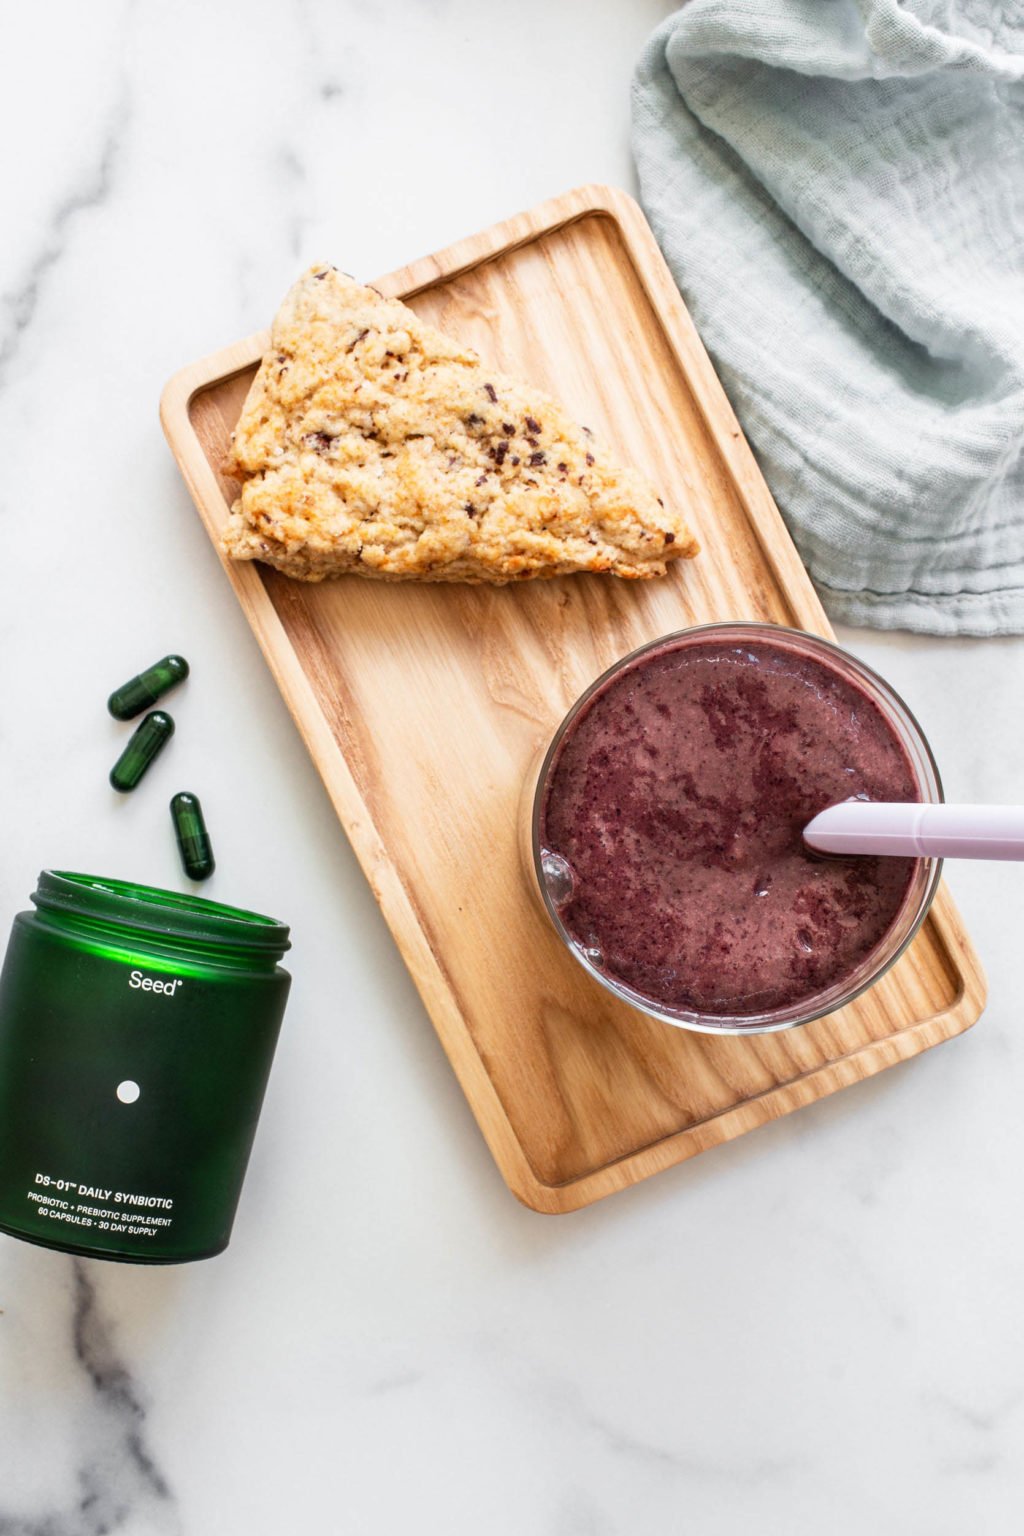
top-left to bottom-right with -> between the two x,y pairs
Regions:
632,0 -> 1024,635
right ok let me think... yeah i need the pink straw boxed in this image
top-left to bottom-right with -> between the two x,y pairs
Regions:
804,802 -> 1024,861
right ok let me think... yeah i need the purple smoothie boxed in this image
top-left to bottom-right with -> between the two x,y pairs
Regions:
539,632 -> 923,1018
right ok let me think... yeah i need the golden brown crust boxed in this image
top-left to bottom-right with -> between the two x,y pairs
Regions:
222,266 -> 699,583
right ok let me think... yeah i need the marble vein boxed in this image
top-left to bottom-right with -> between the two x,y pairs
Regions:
524,1365 -> 808,1488
364,1367 -> 426,1396
0,1262 -> 178,1536
579,1403 -> 805,1488
0,89 -> 130,392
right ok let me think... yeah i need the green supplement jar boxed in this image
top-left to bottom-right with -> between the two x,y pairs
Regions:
0,871 -> 291,1264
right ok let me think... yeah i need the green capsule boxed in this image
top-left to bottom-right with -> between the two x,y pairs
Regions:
170,791 -> 216,881
108,654 -> 189,721
109,711 -> 175,793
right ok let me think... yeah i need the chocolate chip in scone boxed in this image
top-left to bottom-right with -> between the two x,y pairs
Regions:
475,474 -> 487,487
345,328 -> 370,352
464,413 -> 484,430
303,431 -> 334,452
529,451 -> 546,466
557,462 -> 568,473
494,441 -> 509,466
464,502 -> 477,517
484,383 -> 498,403
502,422 -> 515,436
525,416 -> 542,434
665,532 -> 675,544
585,452 -> 595,466
511,455 -> 521,466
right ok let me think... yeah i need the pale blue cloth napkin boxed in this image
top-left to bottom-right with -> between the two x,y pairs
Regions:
632,0 -> 1024,635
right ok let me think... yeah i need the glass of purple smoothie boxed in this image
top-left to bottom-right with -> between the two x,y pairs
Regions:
527,623 -> 943,1034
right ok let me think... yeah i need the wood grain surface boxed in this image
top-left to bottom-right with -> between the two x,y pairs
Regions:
161,185 -> 986,1212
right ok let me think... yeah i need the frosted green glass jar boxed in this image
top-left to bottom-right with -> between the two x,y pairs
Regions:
0,871 -> 291,1265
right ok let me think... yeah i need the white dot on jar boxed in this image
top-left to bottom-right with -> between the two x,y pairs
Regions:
116,1080 -> 141,1104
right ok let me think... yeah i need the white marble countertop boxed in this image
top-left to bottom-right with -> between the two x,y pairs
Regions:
1,3 -> 1022,1532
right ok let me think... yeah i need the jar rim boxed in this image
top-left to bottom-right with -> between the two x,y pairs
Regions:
34,871 -> 290,957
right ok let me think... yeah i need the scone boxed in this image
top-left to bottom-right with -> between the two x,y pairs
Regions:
222,266 -> 698,583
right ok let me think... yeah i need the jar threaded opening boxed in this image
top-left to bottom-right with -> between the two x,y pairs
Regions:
33,871 -> 290,959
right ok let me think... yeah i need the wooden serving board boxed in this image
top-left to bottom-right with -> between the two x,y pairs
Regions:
161,186 -> 986,1213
